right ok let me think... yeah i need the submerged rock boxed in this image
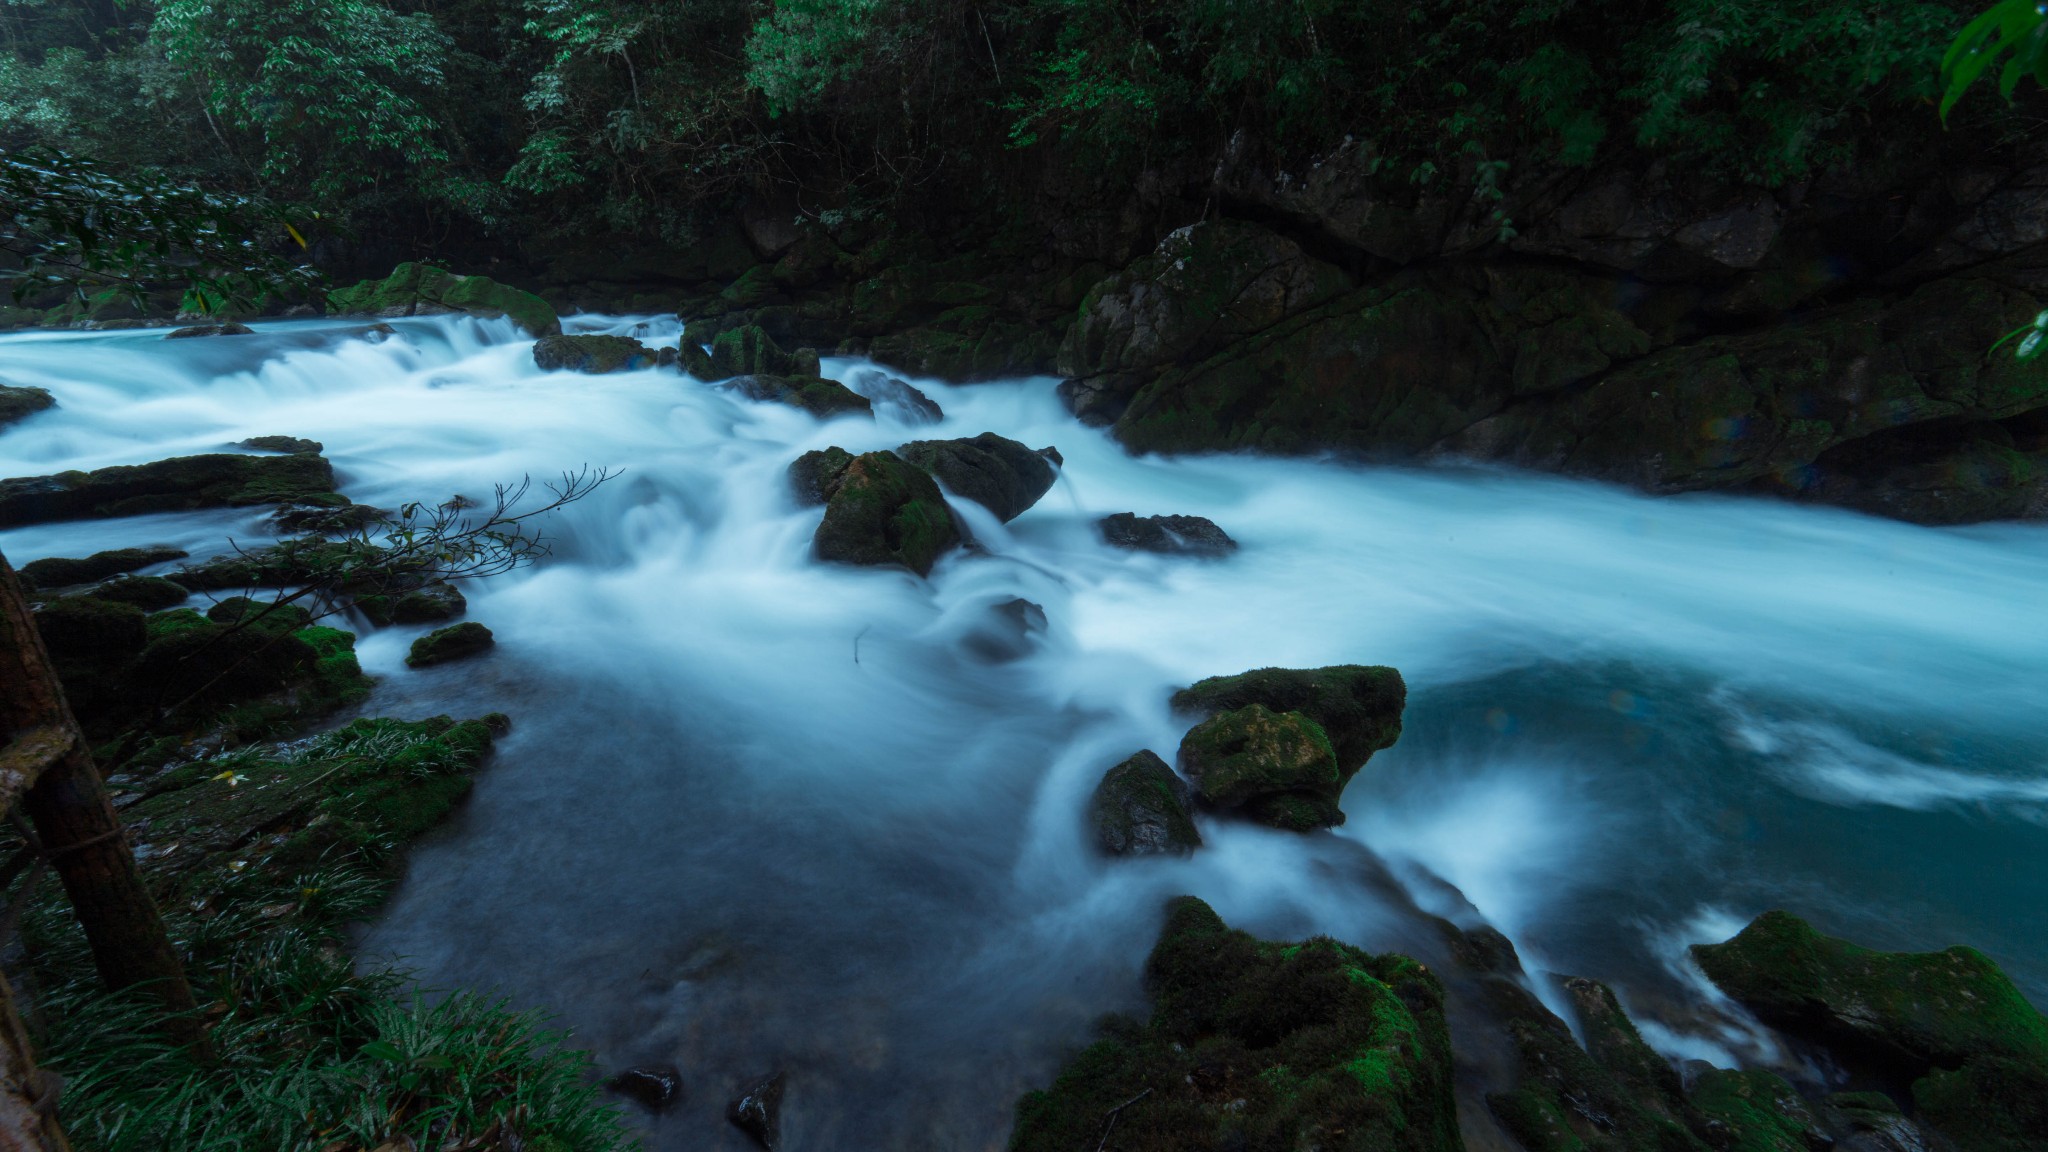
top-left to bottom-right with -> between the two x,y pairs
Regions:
843,367 -> 943,424
1089,750 -> 1200,856
532,333 -> 657,373
1009,896 -> 1461,1152
961,596 -> 1047,662
20,545 -> 188,589
0,452 -> 340,527
1178,703 -> 1343,831
239,435 -> 323,455
1099,512 -> 1237,556
807,450 -> 962,576
0,382 -> 55,429
721,373 -> 872,419
606,1064 -> 685,1112
407,621 -> 495,668
728,1071 -> 785,1150
166,322 -> 254,338
328,262 -> 560,337
893,432 -> 1059,522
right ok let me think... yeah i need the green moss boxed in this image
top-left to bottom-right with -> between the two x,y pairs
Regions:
531,333 -> 656,373
20,545 -> 186,589
723,373 -> 873,418
1089,749 -> 1201,856
407,621 -> 495,667
810,450 -> 961,576
0,382 -> 56,428
1687,1069 -> 1813,1152
0,453 -> 339,527
1178,703 -> 1341,822
83,574 -> 191,611
1913,1055 -> 2048,1150
1011,896 -> 1461,1152
328,262 -> 560,337
1173,665 -> 1406,771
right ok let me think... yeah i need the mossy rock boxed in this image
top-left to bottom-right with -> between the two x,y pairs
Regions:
407,621 -> 495,668
0,453 -> 339,527
1692,910 -> 2048,1077
532,334 -> 657,373
20,545 -> 188,589
1173,665 -> 1406,774
894,433 -> 1059,522
1089,750 -> 1201,856
0,382 -> 55,429
789,446 -> 856,506
360,582 -> 466,626
1009,896 -> 1462,1152
696,324 -> 812,382
810,450 -> 961,576
328,262 -> 560,337
1178,704 -> 1343,829
239,435 -> 323,455
1913,1054 -> 2048,1151
1684,1070 -> 1818,1152
721,374 -> 872,419
34,595 -> 148,663
84,575 -> 191,611
205,596 -> 315,633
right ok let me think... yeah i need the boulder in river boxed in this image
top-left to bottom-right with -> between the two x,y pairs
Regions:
166,322 -> 254,338
1010,896 -> 1461,1152
1099,512 -> 1237,556
893,432 -> 1059,522
327,262 -> 560,337
34,595 -> 149,663
359,581 -> 466,626
20,545 -> 188,590
721,373 -> 872,419
84,575 -> 190,611
239,435 -> 323,455
805,450 -> 962,576
1177,703 -> 1345,831
606,1064 -> 685,1112
728,1071 -> 785,1150
843,367 -> 943,424
533,333 -> 657,373
0,452 -> 341,527
1173,664 -> 1406,774
1089,750 -> 1200,856
407,621 -> 495,668
0,382 -> 55,429
689,324 -> 817,382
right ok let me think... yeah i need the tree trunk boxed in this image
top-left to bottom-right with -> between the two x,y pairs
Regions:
0,967 -> 69,1152
0,550 -> 201,1047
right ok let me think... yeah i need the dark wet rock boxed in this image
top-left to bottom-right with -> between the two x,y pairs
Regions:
271,501 -> 386,534
843,367 -> 943,423
0,383 -> 55,429
34,596 -> 149,663
893,432 -> 1059,522
728,1071 -> 785,1150
0,452 -> 340,527
328,262 -> 560,337
1687,1068 -> 1820,1152
407,621 -> 495,668
721,374 -> 872,419
1173,665 -> 1406,775
20,546 -> 188,589
655,345 -> 679,368
1089,750 -> 1200,857
166,322 -> 255,338
1099,512 -> 1237,556
532,333 -> 657,373
961,596 -> 1047,662
84,575 -> 191,611
788,447 -> 855,506
1693,910 -> 2048,1078
108,609 -> 369,738
1913,1056 -> 2048,1151
1010,895 -> 1461,1152
605,1064 -> 684,1112
359,581 -> 466,626
205,597 -> 314,632
690,324 -> 811,382
1177,703 -> 1344,831
239,435 -> 323,455
808,450 -> 962,576
168,539 -> 367,591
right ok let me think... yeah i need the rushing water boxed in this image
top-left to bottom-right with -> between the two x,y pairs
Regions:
4,315 -> 2047,1149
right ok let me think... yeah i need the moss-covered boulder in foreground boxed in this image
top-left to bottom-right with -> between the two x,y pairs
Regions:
1178,704 -> 1344,831
0,381 -> 55,429
688,323 -> 819,381
1089,750 -> 1200,857
328,262 -> 560,337
0,452 -> 341,527
894,432 -> 1060,522
1173,665 -> 1406,773
1010,896 -> 1461,1152
408,621 -> 496,667
806,449 -> 962,576
532,333 -> 657,373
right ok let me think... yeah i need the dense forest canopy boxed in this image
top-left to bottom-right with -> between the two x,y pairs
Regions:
0,0 -> 2020,267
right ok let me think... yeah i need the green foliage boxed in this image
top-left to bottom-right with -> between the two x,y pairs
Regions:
1943,0 -> 2048,117
151,0 -> 453,200
0,146 -> 322,312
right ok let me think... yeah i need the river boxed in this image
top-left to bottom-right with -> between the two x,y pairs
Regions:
3,314 -> 2045,1149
